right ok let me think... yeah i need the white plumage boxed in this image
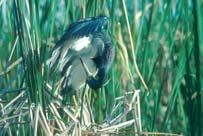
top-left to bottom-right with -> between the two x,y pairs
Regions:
72,36 -> 90,51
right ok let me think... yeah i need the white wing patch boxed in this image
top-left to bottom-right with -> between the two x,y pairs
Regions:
72,36 -> 90,51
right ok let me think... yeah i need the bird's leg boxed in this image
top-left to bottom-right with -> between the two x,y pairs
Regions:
80,82 -> 87,124
78,56 -> 92,124
79,56 -> 92,77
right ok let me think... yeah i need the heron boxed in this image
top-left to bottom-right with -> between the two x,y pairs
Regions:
47,16 -> 115,95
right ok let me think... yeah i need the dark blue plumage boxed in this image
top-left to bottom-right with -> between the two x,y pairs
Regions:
55,15 -> 109,48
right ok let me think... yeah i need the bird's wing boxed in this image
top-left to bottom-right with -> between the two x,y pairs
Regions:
55,15 -> 109,49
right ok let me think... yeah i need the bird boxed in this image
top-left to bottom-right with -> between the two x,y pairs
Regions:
47,16 -> 115,95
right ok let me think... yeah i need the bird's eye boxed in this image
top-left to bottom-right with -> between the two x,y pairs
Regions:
101,22 -> 108,31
